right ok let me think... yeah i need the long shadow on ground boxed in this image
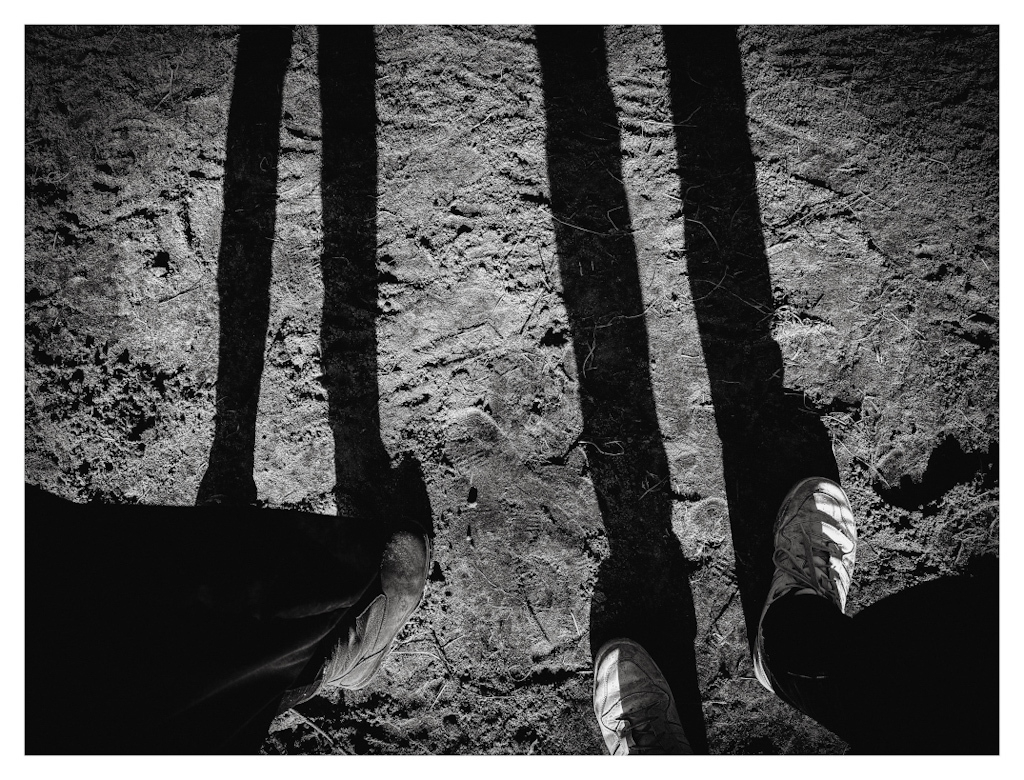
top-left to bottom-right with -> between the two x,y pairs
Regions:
663,26 -> 840,642
299,26 -> 434,730
198,25 -> 292,505
537,26 -> 708,752
199,25 -> 428,524
317,25 -> 399,523
663,28 -> 998,755
194,24 -> 433,749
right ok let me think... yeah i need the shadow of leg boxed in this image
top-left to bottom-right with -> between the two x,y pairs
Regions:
537,25 -> 707,752
317,25 -> 395,524
198,25 -> 293,506
663,26 -> 839,643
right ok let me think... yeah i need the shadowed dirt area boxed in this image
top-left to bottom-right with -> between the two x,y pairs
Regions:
25,25 -> 998,754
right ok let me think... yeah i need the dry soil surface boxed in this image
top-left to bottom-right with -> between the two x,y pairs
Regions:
25,25 -> 998,754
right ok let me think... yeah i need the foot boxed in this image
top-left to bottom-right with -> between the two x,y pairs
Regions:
752,477 -> 857,692
593,638 -> 693,755
319,524 -> 431,690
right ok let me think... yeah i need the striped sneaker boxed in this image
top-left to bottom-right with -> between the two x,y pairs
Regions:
752,477 -> 857,692
593,638 -> 693,755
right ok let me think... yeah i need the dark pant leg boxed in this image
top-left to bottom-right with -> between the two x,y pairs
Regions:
759,593 -> 862,744
25,485 -> 385,754
761,571 -> 999,754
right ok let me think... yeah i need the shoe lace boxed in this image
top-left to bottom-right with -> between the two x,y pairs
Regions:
773,520 -> 853,603
612,706 -> 669,755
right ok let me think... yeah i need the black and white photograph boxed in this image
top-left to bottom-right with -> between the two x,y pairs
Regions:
21,18 -> 1002,757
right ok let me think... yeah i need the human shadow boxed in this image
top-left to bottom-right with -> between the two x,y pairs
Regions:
537,26 -> 707,751
663,28 -> 999,753
316,25 -> 401,525
199,25 -> 427,527
192,23 -> 433,730
662,26 -> 840,644
198,25 -> 293,505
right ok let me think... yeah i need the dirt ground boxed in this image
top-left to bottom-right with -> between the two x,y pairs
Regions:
24,25 -> 998,754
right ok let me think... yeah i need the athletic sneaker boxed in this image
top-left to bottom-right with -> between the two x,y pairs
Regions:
752,477 -> 857,692
593,638 -> 693,755
320,525 -> 431,690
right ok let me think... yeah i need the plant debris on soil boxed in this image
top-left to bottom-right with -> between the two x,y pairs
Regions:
24,25 -> 998,755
